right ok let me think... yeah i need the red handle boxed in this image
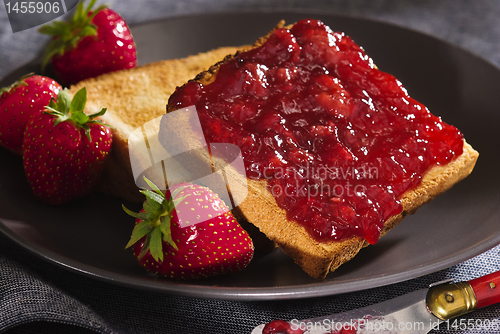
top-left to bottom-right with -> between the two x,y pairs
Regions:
468,270 -> 500,309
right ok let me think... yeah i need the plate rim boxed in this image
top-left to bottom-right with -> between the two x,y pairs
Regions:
3,217 -> 499,300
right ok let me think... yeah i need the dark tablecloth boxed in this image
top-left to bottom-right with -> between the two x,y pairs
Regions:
1,1 -> 499,333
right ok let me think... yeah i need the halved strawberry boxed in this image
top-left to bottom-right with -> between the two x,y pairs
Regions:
124,178 -> 254,280
39,0 -> 137,85
0,74 -> 61,155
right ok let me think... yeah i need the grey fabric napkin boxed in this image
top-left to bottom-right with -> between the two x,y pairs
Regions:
0,248 -> 116,333
1,0 -> 500,333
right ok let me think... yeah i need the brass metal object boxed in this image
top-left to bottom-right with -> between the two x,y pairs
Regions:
426,281 -> 478,321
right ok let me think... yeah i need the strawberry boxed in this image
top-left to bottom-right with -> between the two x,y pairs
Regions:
39,0 -> 137,85
262,320 -> 305,334
123,178 -> 254,280
22,87 -> 112,205
0,74 -> 61,155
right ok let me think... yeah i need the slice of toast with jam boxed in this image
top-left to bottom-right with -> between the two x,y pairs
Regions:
164,19 -> 479,279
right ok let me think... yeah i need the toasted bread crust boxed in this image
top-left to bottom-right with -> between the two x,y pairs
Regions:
68,46 -> 247,202
165,22 -> 479,279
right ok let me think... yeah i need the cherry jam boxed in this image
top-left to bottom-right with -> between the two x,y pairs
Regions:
168,19 -> 463,244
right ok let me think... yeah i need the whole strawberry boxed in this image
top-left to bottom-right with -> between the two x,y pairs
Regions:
39,0 -> 137,85
0,74 -> 61,155
22,87 -> 112,205
124,178 -> 254,280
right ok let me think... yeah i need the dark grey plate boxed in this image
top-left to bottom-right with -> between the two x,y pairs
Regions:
1,11 -> 499,300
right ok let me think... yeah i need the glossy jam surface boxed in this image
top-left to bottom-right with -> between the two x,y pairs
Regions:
169,19 -> 463,244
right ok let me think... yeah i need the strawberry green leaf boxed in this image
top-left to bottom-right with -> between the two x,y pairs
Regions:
48,97 -> 57,109
122,204 -> 148,220
72,111 -> 90,125
137,234 -> 151,261
84,0 -> 97,15
40,40 -> 65,71
37,25 -> 59,36
79,24 -> 97,38
88,107 -> 107,119
149,226 -> 164,262
73,0 -> 85,21
142,196 -> 163,217
143,195 -> 163,212
143,176 -> 164,196
125,220 -> 153,249
159,214 -> 178,250
56,20 -> 72,30
48,110 -> 69,127
80,124 -> 91,142
57,88 -> 71,114
141,189 -> 165,206
70,87 -> 87,113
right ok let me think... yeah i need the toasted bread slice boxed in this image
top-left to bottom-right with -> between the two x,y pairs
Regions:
164,21 -> 479,279
68,46 -> 246,202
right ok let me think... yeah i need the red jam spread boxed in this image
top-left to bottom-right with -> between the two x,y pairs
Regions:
168,19 -> 463,244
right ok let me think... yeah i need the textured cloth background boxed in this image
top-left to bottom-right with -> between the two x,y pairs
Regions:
1,0 -> 500,333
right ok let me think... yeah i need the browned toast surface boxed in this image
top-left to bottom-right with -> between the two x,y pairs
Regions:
165,21 -> 479,279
